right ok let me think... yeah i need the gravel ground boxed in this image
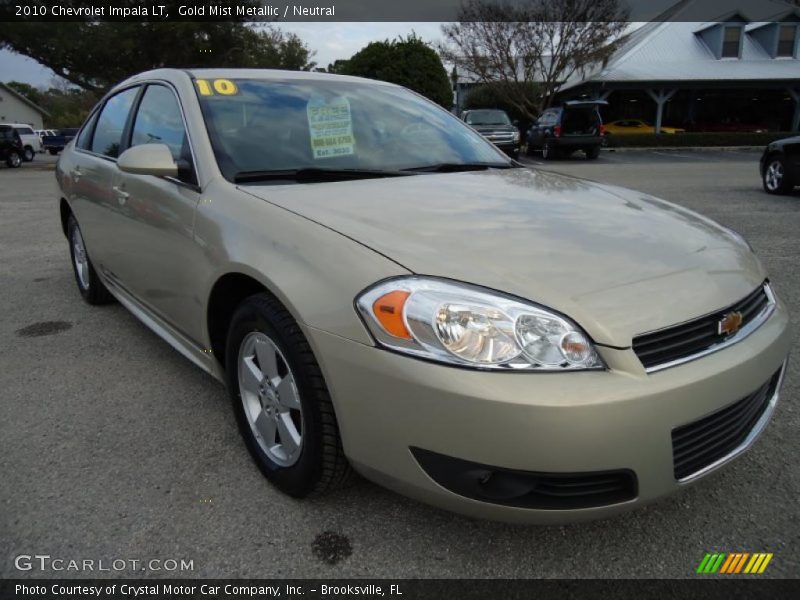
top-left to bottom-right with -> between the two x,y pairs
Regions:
1,150 -> 798,579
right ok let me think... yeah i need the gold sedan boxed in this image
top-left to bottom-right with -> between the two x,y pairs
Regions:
55,69 -> 790,523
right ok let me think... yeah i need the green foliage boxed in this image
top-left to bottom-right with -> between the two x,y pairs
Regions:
606,132 -> 796,148
6,80 -> 99,128
463,83 -> 541,124
326,59 -> 351,74
338,35 -> 452,108
0,2 -> 315,93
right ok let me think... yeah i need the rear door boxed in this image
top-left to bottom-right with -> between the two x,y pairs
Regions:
109,83 -> 205,341
561,103 -> 603,143
68,86 -> 141,276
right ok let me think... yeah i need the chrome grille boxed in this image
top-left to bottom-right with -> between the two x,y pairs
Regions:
672,367 -> 782,481
632,283 -> 774,372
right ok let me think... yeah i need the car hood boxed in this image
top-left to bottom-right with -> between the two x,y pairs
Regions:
471,124 -> 516,133
242,168 -> 766,347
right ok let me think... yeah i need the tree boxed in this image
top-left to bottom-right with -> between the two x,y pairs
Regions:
5,81 -> 43,106
0,1 -> 315,94
337,35 -> 453,107
464,82 -> 540,124
5,79 -> 100,128
440,0 -> 628,118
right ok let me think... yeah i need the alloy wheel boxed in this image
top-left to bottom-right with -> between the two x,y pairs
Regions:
8,152 -> 21,168
238,331 -> 303,467
764,161 -> 783,192
71,225 -> 90,290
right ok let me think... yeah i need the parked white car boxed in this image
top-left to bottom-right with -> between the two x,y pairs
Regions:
8,123 -> 41,161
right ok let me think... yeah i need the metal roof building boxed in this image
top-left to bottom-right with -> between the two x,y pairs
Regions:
559,0 -> 800,133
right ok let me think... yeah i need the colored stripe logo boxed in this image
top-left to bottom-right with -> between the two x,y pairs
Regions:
696,552 -> 773,574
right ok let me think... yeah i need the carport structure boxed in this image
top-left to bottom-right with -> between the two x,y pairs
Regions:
558,0 -> 800,133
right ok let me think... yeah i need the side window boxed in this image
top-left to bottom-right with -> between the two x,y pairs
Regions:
16,126 -> 34,135
76,110 -> 99,150
130,85 -> 189,164
91,87 -> 139,158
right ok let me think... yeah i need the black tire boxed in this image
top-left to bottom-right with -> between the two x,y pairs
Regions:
23,146 -> 35,162
225,293 -> 352,498
762,155 -> 794,195
49,149 -> 59,156
5,150 -> 22,168
585,145 -> 601,160
510,149 -> 519,160
66,214 -> 114,305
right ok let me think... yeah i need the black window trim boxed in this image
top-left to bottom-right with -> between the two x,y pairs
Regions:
77,83 -> 142,162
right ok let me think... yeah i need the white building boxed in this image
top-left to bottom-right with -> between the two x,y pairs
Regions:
0,82 -> 49,129
559,0 -> 800,132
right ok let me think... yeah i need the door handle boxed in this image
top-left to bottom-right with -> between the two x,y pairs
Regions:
71,166 -> 82,182
112,185 -> 129,205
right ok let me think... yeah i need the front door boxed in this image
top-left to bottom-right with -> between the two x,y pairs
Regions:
110,83 -> 205,343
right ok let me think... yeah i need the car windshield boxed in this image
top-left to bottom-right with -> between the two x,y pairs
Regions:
195,78 -> 510,182
465,110 -> 511,126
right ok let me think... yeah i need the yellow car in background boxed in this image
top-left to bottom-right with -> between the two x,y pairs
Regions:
604,119 -> 686,134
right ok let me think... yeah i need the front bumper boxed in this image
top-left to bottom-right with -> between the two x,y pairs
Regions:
303,300 -> 791,523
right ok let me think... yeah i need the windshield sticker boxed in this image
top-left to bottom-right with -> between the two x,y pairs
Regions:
195,79 -> 239,96
306,96 -> 355,159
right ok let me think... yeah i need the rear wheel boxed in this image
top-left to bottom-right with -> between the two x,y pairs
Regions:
763,156 -> 793,195
225,293 -> 352,497
67,214 -> 113,305
585,145 -> 601,160
6,150 -> 22,168
23,146 -> 35,162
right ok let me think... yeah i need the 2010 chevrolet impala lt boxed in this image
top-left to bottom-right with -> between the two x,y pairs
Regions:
55,69 -> 792,523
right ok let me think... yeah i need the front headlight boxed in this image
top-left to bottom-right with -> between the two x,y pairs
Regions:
356,277 -> 604,371
513,131 -> 520,142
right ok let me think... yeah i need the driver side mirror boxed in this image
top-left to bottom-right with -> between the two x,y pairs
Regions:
118,144 -> 178,178
513,120 -> 520,127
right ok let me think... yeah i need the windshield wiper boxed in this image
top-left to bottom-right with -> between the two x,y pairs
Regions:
402,162 -> 516,173
233,167 -> 412,183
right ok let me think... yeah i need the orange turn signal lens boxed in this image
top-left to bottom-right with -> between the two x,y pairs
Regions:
372,290 -> 412,339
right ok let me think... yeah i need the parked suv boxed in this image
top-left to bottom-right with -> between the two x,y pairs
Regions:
461,109 -> 520,158
0,125 -> 24,168
8,123 -> 41,162
526,101 -> 606,160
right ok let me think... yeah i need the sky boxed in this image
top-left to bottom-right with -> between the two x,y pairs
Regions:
0,22 -> 447,88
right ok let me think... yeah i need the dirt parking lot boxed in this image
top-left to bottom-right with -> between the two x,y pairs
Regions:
1,149 -> 798,578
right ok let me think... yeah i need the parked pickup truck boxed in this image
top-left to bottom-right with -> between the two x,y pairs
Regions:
42,128 -> 79,155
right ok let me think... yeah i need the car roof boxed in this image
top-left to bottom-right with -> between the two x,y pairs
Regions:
116,68 -> 397,90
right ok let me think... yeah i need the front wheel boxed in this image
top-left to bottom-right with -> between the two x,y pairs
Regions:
6,150 -> 22,168
763,156 -> 793,195
225,293 -> 352,497
23,147 -> 35,162
585,145 -> 601,160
